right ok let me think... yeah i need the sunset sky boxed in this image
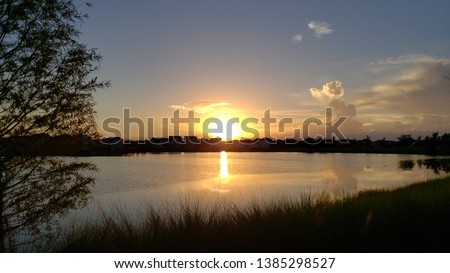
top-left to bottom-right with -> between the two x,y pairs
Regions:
80,0 -> 450,140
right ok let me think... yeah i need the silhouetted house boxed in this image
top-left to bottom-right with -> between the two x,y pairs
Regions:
149,137 -> 168,150
150,137 -> 168,144
101,137 -> 123,153
262,137 -> 276,144
169,136 -> 184,143
372,139 -> 396,147
239,138 -> 257,145
167,136 -> 184,149
232,139 -> 241,148
101,136 -> 123,145
185,136 -> 199,144
254,138 -> 270,149
52,135 -> 91,155
205,137 -> 222,145
284,138 -> 299,144
359,138 -> 372,147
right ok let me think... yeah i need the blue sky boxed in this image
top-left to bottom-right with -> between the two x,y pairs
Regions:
79,0 -> 450,140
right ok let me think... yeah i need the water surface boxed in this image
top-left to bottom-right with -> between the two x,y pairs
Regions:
75,152 -> 449,216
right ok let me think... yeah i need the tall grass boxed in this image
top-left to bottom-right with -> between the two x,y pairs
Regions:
48,176 -> 450,252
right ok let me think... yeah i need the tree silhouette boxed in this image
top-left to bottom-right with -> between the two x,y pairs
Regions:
0,0 -> 109,251
424,132 -> 440,155
397,134 -> 415,147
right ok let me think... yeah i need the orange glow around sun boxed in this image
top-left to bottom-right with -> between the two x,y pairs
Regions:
199,109 -> 249,141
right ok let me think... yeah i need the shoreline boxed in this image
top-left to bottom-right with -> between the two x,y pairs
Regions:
79,146 -> 450,156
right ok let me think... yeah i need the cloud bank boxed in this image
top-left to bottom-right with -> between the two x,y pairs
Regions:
361,55 -> 450,114
355,54 -> 450,137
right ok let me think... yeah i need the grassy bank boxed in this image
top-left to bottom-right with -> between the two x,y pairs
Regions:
50,176 -> 450,252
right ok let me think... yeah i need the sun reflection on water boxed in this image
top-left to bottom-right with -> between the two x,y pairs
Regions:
219,151 -> 229,179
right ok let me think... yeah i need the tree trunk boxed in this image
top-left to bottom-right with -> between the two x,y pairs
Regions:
0,196 -> 4,253
0,163 -> 5,253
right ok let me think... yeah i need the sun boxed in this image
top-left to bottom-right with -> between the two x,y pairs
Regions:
215,116 -> 244,141
201,111 -> 245,141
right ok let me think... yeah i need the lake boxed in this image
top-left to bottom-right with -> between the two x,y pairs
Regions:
70,152 -> 450,218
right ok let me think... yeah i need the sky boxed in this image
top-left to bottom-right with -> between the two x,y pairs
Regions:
79,0 -> 450,140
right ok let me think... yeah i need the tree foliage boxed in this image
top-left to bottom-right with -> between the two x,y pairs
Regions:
0,0 -> 109,251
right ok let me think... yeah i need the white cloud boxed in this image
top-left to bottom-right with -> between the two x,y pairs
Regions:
169,100 -> 230,113
310,81 -> 345,102
292,34 -> 303,43
308,21 -> 333,38
308,81 -> 364,138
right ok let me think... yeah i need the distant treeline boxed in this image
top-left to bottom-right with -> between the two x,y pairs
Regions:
1,132 -> 450,156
